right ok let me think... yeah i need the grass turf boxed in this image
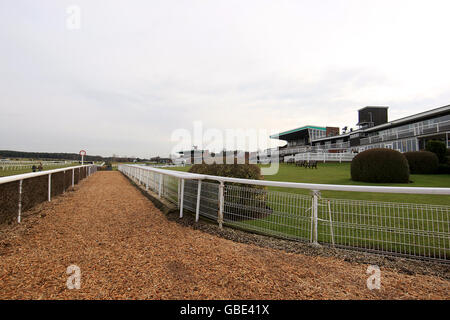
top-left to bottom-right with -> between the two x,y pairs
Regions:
152,163 -> 450,259
168,163 -> 450,205
0,164 -> 82,177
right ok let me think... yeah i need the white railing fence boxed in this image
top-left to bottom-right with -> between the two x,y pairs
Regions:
0,164 -> 97,224
284,152 -> 356,163
360,119 -> 450,145
119,164 -> 450,263
0,160 -> 78,171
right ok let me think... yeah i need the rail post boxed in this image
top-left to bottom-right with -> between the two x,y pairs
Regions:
218,181 -> 224,229
158,173 -> 163,198
18,180 -> 23,223
179,179 -> 185,218
195,180 -> 202,222
146,170 -> 149,191
311,190 -> 320,246
72,168 -> 75,187
178,180 -> 181,207
48,173 -> 52,201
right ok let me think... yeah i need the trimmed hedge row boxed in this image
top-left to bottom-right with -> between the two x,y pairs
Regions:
403,151 -> 439,174
425,140 -> 447,163
351,148 -> 410,183
188,164 -> 270,221
189,163 -> 263,181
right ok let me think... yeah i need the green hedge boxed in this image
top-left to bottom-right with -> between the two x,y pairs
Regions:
351,148 -> 410,183
403,151 -> 439,174
189,164 -> 270,221
425,140 -> 447,163
189,163 -> 262,181
438,163 -> 450,174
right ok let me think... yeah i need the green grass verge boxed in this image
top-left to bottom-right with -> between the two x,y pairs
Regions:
164,163 -> 450,259
169,163 -> 450,205
0,164 -> 82,177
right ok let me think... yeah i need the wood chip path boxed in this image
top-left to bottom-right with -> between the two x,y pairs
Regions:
0,172 -> 448,299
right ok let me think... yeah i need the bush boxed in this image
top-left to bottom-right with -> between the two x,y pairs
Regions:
188,163 -> 270,221
438,163 -> 450,174
403,151 -> 439,174
189,163 -> 262,180
425,140 -> 447,163
351,148 -> 410,183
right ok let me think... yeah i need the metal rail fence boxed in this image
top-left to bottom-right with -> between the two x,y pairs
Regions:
0,164 -> 97,224
119,164 -> 450,263
284,152 -> 356,163
0,161 -> 77,172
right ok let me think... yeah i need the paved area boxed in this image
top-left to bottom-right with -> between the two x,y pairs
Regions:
0,171 -> 448,299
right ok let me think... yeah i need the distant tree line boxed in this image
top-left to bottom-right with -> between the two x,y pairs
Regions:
0,150 -> 146,163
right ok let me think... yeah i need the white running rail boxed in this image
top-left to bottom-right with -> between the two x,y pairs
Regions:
119,164 -> 450,263
0,164 -> 97,224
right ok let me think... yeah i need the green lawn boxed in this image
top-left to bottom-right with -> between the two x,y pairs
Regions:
0,163 -> 81,177
168,163 -> 450,205
155,163 -> 450,259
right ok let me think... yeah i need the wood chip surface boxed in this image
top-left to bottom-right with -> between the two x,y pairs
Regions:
0,172 -> 448,299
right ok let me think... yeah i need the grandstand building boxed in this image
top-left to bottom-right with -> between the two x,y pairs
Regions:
271,104 -> 450,158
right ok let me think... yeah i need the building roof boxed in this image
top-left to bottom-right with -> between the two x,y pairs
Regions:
309,104 -> 450,144
270,125 -> 326,139
358,106 -> 389,112
363,104 -> 449,132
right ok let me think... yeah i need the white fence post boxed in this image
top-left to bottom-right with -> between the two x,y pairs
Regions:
48,173 -> 52,201
196,180 -> 202,222
18,180 -> 23,223
311,190 -> 320,245
179,179 -> 185,218
327,200 -> 335,246
218,181 -> 224,229
72,168 -> 75,187
158,173 -> 163,198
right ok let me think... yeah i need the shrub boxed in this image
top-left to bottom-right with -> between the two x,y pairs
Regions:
425,140 -> 447,163
403,151 -> 439,174
189,163 -> 262,180
351,148 -> 410,183
438,163 -> 450,174
188,164 -> 270,221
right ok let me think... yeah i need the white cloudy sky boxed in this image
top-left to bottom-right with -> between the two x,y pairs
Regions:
1,0 -> 450,158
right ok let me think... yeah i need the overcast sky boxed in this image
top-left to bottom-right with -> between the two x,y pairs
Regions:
1,0 -> 450,158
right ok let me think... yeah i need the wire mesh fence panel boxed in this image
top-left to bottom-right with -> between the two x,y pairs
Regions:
222,184 -> 313,241
196,181 -> 219,220
183,180 -> 198,212
153,172 -> 160,193
118,164 -> 450,263
181,180 -> 220,220
318,198 -> 450,261
162,174 -> 179,205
